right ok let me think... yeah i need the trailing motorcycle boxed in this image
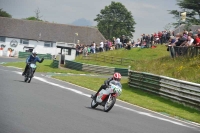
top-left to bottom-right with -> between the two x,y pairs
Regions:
24,62 -> 37,83
91,81 -> 122,112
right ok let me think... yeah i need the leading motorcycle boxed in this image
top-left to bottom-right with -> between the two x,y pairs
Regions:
91,81 -> 122,112
24,62 -> 37,83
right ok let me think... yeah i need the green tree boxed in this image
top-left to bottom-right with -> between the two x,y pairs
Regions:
25,16 -> 42,21
94,1 -> 136,40
0,8 -> 12,18
25,8 -> 43,21
169,0 -> 200,27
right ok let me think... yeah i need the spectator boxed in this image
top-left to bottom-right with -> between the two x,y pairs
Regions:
99,40 -> 104,52
195,34 -> 200,46
82,45 -> 88,57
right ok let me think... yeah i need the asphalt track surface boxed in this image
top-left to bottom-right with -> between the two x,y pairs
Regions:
0,57 -> 200,133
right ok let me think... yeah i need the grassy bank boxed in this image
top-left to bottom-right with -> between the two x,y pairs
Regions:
53,75 -> 200,124
75,45 -> 200,83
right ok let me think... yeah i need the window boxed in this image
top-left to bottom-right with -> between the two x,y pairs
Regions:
44,42 -> 53,47
0,36 -> 5,42
20,39 -> 29,44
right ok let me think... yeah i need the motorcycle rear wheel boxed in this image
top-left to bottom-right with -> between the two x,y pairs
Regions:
104,96 -> 116,112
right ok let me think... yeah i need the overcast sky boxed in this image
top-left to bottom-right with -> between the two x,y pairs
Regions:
0,0 -> 180,40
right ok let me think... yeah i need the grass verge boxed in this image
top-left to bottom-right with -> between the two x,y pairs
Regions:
52,75 -> 200,124
2,60 -> 88,74
75,45 -> 200,83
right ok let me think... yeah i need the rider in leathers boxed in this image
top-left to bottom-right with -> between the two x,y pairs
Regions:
22,50 -> 44,76
92,72 -> 122,100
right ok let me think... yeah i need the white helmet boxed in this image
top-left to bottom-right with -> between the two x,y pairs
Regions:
32,50 -> 38,55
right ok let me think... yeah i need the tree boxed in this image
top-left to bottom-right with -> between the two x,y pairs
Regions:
25,16 -> 42,21
0,8 -> 12,18
25,8 -> 43,21
94,1 -> 136,40
169,0 -> 200,27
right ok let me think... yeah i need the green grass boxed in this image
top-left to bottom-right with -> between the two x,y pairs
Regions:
3,60 -> 87,74
75,45 -> 170,68
52,75 -> 200,124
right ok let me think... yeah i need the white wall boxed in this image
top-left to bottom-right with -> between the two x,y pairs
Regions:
0,37 -> 76,60
0,37 -> 59,57
64,49 -> 76,61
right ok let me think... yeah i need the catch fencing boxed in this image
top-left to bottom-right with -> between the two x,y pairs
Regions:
128,71 -> 200,110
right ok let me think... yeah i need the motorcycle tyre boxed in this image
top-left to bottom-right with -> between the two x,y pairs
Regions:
24,76 -> 28,82
91,99 -> 98,108
28,78 -> 32,83
104,96 -> 116,112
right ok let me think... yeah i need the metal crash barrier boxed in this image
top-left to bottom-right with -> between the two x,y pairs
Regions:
128,71 -> 200,110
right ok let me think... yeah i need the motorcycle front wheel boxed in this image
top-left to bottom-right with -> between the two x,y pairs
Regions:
24,76 -> 28,82
104,96 -> 116,112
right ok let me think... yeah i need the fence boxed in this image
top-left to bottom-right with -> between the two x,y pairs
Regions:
168,46 -> 200,58
18,52 -> 52,59
82,54 -> 133,66
128,71 -> 200,110
65,60 -> 128,76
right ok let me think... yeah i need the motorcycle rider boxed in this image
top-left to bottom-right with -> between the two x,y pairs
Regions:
92,72 -> 122,100
22,50 -> 44,76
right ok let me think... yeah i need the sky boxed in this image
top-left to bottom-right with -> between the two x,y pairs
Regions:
0,0 -> 180,41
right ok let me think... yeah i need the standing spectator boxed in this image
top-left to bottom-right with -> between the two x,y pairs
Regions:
115,37 -> 121,49
104,40 -> 109,51
195,34 -> 200,46
166,31 -> 171,42
120,35 -> 127,47
150,33 -> 154,47
99,40 -> 104,52
145,34 -> 150,48
82,45 -> 88,57
158,31 -> 162,44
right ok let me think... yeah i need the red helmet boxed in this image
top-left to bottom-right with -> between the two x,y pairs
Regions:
113,72 -> 121,81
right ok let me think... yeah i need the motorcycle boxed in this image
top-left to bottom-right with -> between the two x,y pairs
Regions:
91,80 -> 122,112
24,62 -> 37,83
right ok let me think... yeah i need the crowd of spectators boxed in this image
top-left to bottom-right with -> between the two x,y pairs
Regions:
75,28 -> 200,57
75,35 -> 133,56
166,28 -> 200,58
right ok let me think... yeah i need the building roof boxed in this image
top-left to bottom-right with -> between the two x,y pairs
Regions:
0,17 -> 105,45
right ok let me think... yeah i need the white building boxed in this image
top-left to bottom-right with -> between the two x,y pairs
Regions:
0,17 -> 105,57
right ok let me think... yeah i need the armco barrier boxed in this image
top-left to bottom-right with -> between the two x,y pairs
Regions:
65,60 -> 128,76
51,60 -> 59,68
18,52 -> 52,60
128,71 -> 200,110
